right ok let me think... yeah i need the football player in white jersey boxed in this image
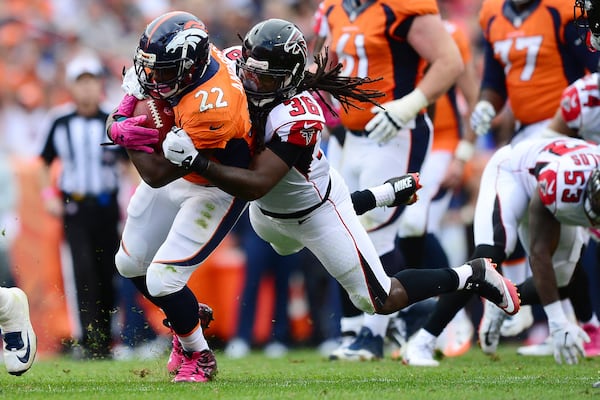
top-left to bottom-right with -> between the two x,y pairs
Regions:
407,70 -> 600,366
161,18 -> 520,355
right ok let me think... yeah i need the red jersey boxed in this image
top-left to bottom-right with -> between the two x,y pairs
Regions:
173,46 -> 253,185
320,0 -> 439,131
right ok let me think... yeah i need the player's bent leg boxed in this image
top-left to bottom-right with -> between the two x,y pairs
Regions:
0,287 -> 37,375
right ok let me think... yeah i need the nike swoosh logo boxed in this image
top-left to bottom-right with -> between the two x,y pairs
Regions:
210,124 -> 224,130
484,331 -> 493,347
303,122 -> 317,129
17,332 -> 31,364
171,149 -> 185,154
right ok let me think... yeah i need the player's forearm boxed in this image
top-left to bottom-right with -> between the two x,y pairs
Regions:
128,150 -> 185,188
200,162 -> 272,201
528,197 -> 562,305
418,56 -> 463,104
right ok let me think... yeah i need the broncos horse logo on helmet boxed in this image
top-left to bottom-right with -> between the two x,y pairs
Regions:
134,11 -> 211,100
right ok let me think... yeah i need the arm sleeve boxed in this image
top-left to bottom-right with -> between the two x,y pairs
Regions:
479,40 -> 508,101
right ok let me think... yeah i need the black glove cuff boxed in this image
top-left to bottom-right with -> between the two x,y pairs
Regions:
185,153 -> 210,174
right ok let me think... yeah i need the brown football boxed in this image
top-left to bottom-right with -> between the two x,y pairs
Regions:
132,98 -> 175,153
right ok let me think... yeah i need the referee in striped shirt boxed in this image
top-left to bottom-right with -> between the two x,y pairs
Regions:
39,53 -> 127,359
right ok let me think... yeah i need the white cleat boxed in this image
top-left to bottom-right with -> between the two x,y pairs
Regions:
478,299 -> 507,355
517,337 -> 553,356
403,329 -> 440,367
0,288 -> 37,375
500,305 -> 534,337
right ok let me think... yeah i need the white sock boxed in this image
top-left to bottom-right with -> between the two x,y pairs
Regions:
178,326 -> 209,353
453,264 -> 473,289
362,313 -> 392,338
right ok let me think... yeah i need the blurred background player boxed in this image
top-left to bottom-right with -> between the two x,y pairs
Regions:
403,0 -> 600,366
224,210 -> 301,359
474,136 -> 600,365
390,13 -> 481,359
0,286 -> 36,375
313,0 -> 465,361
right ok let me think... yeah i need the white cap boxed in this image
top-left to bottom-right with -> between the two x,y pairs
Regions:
65,53 -> 104,82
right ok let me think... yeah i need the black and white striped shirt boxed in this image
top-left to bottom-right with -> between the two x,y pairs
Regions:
40,105 -> 127,196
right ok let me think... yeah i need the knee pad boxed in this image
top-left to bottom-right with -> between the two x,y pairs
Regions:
146,262 -> 187,298
115,246 -> 147,278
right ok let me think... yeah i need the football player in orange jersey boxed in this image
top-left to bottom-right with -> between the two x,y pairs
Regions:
396,17 -> 480,361
106,11 -> 253,383
404,0 -> 600,367
314,0 -> 465,361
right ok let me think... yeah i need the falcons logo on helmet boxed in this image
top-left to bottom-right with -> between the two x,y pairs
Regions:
283,26 -> 307,59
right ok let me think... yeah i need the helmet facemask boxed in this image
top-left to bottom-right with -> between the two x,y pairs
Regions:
237,56 -> 302,107
584,169 -> 600,225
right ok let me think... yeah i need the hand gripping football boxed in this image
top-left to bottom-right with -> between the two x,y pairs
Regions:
133,98 -> 175,152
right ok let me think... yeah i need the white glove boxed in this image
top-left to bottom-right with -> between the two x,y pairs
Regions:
121,66 -> 146,100
548,319 -> 590,365
366,88 -> 428,144
470,100 -> 496,136
163,127 -> 200,167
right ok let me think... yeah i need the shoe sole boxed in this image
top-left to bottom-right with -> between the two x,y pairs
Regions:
483,259 -> 520,316
339,350 -> 381,361
499,276 -> 520,316
402,358 -> 440,367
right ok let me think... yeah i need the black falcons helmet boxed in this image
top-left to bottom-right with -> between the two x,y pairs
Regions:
134,11 -> 210,99
238,18 -> 308,107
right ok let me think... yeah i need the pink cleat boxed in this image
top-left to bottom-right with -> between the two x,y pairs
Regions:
582,323 -> 600,357
164,303 -> 214,375
172,349 -> 217,383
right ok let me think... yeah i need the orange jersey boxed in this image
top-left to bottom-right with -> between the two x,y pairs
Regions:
173,46 -> 253,185
320,0 -> 439,131
479,0 -> 596,125
431,20 -> 472,152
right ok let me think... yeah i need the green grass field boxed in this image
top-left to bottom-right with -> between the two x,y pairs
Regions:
1,344 -> 599,400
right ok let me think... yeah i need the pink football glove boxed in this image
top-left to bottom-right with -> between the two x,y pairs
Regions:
108,94 -> 159,153
115,94 -> 138,117
109,116 -> 159,153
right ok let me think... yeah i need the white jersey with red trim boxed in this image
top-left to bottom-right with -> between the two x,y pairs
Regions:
559,72 -> 600,143
255,91 -> 329,215
510,137 -> 600,227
